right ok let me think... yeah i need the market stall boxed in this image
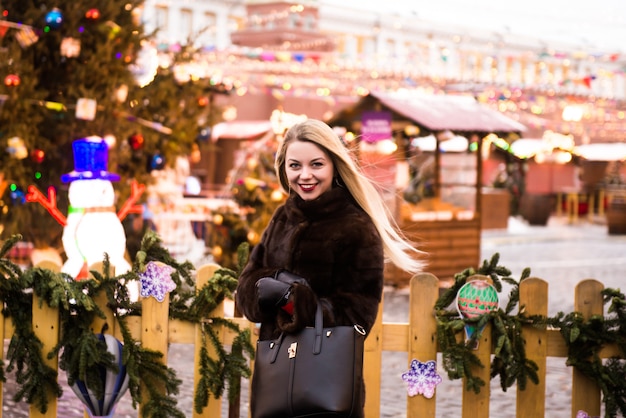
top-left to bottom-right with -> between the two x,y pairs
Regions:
328,91 -> 526,284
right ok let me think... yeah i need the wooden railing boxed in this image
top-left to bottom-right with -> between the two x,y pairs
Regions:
1,265 -> 620,418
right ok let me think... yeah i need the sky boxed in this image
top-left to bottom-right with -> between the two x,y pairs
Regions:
335,0 -> 626,54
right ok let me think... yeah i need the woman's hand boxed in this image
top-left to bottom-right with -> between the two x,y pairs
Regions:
256,277 -> 291,312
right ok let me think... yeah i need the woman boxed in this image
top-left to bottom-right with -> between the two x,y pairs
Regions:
236,119 -> 424,417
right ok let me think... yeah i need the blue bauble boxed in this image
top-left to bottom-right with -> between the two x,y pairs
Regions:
9,187 -> 26,204
197,127 -> 211,142
45,8 -> 63,29
150,153 -> 165,170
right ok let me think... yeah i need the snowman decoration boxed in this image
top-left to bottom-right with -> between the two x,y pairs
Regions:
27,137 -> 144,300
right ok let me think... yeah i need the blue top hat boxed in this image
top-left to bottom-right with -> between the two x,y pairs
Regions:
61,137 -> 120,183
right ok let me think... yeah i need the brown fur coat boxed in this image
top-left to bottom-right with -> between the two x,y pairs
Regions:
235,186 -> 384,341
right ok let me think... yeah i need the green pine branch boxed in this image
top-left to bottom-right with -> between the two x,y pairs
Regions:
436,253 -> 539,394
117,319 -> 184,418
191,243 -> 255,412
1,242 -> 66,413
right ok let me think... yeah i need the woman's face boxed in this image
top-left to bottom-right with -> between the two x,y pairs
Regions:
285,140 -> 334,201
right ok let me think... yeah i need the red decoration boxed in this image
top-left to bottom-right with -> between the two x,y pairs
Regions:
128,133 -> 144,150
30,148 -> 45,163
4,74 -> 20,87
85,8 -> 100,20
117,179 -> 145,221
76,261 -> 90,280
197,96 -> 209,107
25,185 -> 67,226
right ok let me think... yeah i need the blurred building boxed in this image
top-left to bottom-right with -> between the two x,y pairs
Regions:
140,0 -> 626,143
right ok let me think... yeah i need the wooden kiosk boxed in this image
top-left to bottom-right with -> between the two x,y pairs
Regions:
328,91 -> 526,285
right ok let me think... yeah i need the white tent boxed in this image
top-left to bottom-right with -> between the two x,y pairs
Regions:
573,143 -> 626,161
411,134 -> 469,152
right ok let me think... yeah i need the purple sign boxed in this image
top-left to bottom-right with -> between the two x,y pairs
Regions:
361,111 -> 392,143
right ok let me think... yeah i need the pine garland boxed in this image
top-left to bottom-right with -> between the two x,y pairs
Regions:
547,287 -> 626,416
435,253 -> 626,416
0,231 -> 254,417
4,237 -> 625,416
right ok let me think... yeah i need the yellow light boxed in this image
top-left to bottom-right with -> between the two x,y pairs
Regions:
534,153 -> 546,164
247,230 -> 260,245
562,105 -> 584,122
271,189 -> 285,201
555,151 -> 572,164
404,125 -> 420,136
316,87 -> 330,96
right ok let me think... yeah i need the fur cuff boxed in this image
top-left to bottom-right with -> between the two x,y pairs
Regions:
276,283 -> 317,333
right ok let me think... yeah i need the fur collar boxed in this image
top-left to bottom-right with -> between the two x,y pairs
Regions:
285,186 -> 355,222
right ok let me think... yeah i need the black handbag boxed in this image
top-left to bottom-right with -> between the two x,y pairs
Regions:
251,302 -> 366,418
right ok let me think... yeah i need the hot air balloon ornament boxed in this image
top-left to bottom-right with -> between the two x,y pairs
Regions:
455,279 -> 499,349
69,333 -> 129,417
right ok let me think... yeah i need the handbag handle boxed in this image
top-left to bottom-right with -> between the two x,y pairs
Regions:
313,302 -> 323,355
268,302 -> 324,362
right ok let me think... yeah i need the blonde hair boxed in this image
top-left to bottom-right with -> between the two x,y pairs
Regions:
275,119 -> 424,275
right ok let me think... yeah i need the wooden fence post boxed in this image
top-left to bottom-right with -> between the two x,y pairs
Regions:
364,289 -> 384,418
139,275 -> 171,416
461,275 -> 493,418
87,263 -> 116,336
517,277 -> 548,418
192,263 -> 223,418
407,273 -> 440,418
571,279 -> 604,418
29,260 -> 61,418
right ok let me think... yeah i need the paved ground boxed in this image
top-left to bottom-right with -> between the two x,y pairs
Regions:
3,215 -> 625,417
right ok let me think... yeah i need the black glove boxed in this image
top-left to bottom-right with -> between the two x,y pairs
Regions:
275,270 -> 308,286
256,277 -> 291,312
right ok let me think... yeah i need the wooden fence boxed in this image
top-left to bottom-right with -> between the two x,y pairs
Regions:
1,264 -> 621,418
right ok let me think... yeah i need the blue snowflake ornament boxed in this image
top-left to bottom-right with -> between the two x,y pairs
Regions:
401,359 -> 442,398
139,261 -> 176,302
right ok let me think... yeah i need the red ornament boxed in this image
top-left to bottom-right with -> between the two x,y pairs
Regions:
197,96 -> 209,107
4,74 -> 20,87
128,133 -> 144,150
30,149 -> 45,163
85,8 -> 101,20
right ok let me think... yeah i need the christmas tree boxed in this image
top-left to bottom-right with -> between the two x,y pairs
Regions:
0,1 -> 223,254
207,132 -> 285,270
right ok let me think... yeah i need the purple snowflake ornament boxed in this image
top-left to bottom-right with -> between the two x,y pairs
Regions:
401,359 -> 442,399
576,411 -> 598,418
139,261 -> 176,302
